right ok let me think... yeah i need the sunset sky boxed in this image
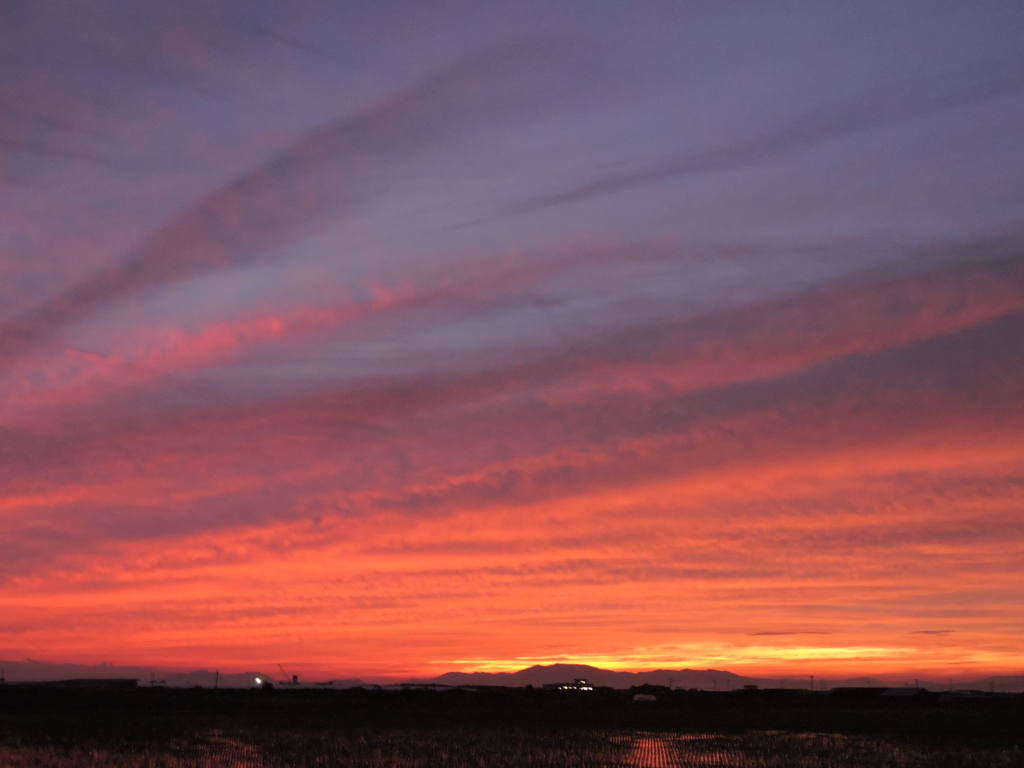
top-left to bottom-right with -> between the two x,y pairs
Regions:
2,1 -> 1023,682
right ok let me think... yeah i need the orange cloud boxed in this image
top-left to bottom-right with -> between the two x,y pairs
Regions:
2,256 -> 1022,680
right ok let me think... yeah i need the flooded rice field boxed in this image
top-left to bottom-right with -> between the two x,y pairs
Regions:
1,729 -> 1021,768
623,731 -> 1022,767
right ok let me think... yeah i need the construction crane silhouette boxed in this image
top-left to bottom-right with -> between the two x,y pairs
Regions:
278,664 -> 298,685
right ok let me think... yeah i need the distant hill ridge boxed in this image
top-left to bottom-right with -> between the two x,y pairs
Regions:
427,663 -> 861,690
2,659 -> 1021,692
432,664 -> 726,688
426,663 -> 1023,692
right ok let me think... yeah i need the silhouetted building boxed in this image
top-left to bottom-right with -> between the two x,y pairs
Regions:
543,678 -> 594,691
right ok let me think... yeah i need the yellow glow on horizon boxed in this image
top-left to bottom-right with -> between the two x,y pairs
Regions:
441,643 -> 1024,677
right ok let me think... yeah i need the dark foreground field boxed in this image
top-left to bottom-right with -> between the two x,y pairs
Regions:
0,686 -> 1021,767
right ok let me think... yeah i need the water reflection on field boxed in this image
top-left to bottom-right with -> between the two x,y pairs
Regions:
626,731 -> 1023,768
1,729 -> 1021,768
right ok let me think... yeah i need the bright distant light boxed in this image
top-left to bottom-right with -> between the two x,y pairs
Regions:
255,677 -> 261,684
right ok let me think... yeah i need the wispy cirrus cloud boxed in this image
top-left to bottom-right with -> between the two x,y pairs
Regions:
500,53 -> 1024,218
0,40 -> 591,364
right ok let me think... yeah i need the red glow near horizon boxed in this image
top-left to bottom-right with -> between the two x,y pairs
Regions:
2,2 -> 1023,685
